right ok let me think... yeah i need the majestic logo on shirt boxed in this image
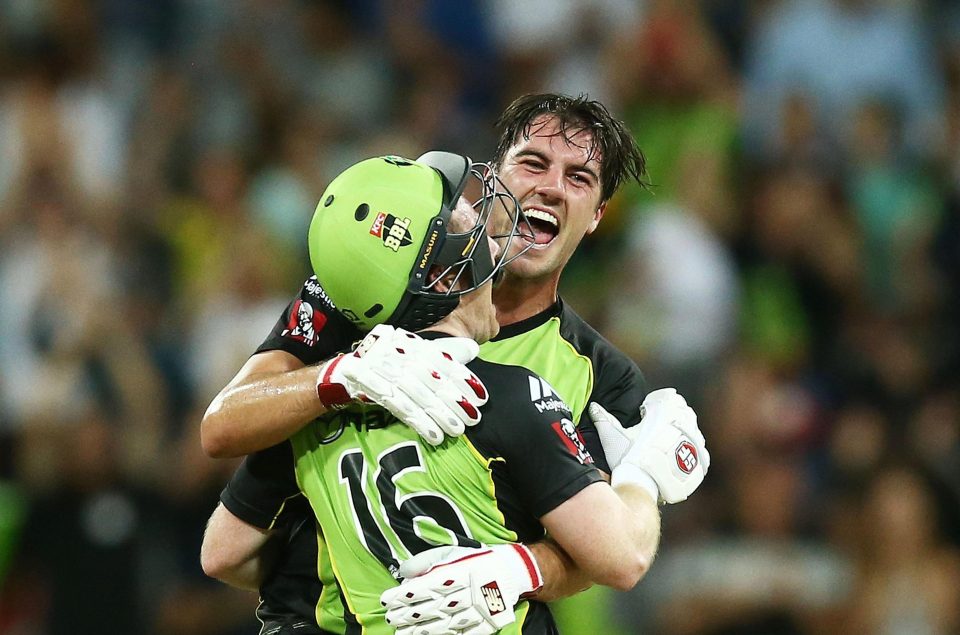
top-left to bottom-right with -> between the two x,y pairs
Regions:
675,440 -> 698,474
370,212 -> 413,251
480,581 -> 506,615
280,299 -> 327,346
528,376 -> 570,414
304,276 -> 336,308
551,418 -> 593,465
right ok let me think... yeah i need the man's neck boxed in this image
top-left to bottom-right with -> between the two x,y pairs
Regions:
493,273 -> 560,327
424,311 -> 495,344
422,322 -> 468,340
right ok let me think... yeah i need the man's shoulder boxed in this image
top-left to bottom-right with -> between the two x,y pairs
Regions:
470,357 -> 543,389
556,300 -> 639,371
469,358 -> 574,419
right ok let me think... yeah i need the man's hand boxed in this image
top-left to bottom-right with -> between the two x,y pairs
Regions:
590,388 -> 709,504
380,544 -> 542,635
316,325 -> 488,445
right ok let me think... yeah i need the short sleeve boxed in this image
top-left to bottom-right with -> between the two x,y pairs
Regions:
220,441 -> 301,530
480,365 -> 605,518
577,354 -> 645,473
256,276 -> 364,365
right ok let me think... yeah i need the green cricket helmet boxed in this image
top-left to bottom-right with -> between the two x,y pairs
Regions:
307,152 -> 532,331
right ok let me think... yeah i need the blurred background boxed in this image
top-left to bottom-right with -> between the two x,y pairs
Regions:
1,0 -> 959,633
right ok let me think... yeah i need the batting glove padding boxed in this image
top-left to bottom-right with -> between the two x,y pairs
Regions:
316,325 -> 488,445
380,544 -> 543,635
592,388 -> 710,504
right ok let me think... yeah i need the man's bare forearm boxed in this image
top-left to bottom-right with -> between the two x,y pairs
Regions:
201,504 -> 275,589
612,482 -> 661,570
541,481 -> 661,591
527,538 -> 593,602
529,484 -> 660,601
201,351 -> 331,458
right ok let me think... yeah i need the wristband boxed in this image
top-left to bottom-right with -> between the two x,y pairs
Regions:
512,544 -> 544,597
611,463 -> 660,504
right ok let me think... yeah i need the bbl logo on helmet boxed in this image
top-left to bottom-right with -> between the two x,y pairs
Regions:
675,440 -> 698,474
370,212 -> 413,251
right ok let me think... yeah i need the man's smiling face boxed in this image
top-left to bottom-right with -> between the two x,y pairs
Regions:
496,114 -> 606,283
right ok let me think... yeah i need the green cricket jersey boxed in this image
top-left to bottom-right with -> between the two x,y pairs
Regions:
288,342 -> 602,634
220,279 -> 646,634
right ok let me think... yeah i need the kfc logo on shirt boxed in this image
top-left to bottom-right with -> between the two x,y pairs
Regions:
551,418 -> 593,465
281,300 -> 327,346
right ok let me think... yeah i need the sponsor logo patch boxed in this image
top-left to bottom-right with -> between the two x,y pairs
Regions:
280,299 -> 327,346
417,229 -> 440,271
551,418 -> 593,465
304,276 -> 336,308
480,582 -> 506,615
369,212 -> 387,237
528,376 -> 570,414
675,440 -> 698,474
370,212 -> 413,251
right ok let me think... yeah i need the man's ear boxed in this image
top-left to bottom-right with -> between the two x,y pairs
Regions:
586,202 -> 607,235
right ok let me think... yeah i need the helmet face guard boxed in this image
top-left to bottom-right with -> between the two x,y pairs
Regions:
390,151 -> 533,330
308,152 -> 533,332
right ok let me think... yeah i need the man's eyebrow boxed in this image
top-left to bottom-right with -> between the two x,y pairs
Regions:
514,149 -> 548,163
514,149 -> 599,183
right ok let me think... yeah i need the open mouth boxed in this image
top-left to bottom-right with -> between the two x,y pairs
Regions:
524,208 -> 559,246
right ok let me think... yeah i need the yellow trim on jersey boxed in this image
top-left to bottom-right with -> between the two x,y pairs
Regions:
514,600 -> 531,634
480,315 -> 596,423
315,525 -> 345,634
325,537 -> 368,633
546,316 -> 596,423
463,435 -> 503,468
266,492 -> 303,531
462,437 -> 517,543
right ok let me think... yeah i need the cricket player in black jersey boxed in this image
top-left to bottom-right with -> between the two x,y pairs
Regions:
200,94 -> 710,634
211,152 -> 703,635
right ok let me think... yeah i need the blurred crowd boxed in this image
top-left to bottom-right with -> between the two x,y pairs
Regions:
1,1 -> 959,634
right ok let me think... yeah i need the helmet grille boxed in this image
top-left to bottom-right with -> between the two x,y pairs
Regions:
389,295 -> 460,331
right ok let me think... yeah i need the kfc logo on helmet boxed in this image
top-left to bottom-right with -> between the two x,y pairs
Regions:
369,212 -> 386,237
551,418 -> 593,465
370,212 -> 413,251
675,440 -> 698,474
280,300 -> 327,346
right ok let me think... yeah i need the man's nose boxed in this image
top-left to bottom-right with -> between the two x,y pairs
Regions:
534,166 -> 564,200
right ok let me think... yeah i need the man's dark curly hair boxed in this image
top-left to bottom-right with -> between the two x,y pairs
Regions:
492,93 -> 648,202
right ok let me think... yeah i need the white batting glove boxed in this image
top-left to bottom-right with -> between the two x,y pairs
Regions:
380,544 -> 543,635
590,389 -> 710,504
316,325 -> 488,445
